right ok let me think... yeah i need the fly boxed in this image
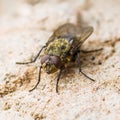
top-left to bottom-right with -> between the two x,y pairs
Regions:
16,23 -> 102,93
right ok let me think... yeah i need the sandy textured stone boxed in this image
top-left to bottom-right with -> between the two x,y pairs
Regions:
0,0 -> 120,120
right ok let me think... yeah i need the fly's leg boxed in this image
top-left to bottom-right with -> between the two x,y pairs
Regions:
16,46 -> 46,64
29,66 -> 42,92
81,48 -> 103,53
56,67 -> 64,93
77,52 -> 95,81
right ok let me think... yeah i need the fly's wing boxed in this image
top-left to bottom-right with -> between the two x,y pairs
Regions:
47,23 -> 77,44
70,26 -> 93,54
46,23 -> 93,54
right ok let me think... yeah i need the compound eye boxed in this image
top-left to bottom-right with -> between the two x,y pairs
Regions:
51,56 -> 61,68
41,55 -> 50,64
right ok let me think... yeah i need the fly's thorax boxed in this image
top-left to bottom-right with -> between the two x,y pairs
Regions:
44,38 -> 71,62
41,55 -> 62,74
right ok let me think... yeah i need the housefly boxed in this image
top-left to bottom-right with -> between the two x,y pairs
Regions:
16,23 -> 102,93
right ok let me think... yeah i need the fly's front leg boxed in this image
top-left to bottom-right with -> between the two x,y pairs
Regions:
16,45 -> 46,64
29,66 -> 42,92
56,67 -> 64,93
77,51 -> 95,81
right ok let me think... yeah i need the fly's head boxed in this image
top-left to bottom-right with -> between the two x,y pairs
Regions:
41,55 -> 62,74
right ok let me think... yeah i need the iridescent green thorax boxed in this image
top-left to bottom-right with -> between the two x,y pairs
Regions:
44,38 -> 72,63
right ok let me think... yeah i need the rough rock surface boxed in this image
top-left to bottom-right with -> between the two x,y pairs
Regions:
0,0 -> 120,120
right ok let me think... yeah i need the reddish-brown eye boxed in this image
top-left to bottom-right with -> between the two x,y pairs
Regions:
51,56 -> 61,68
41,55 -> 50,64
